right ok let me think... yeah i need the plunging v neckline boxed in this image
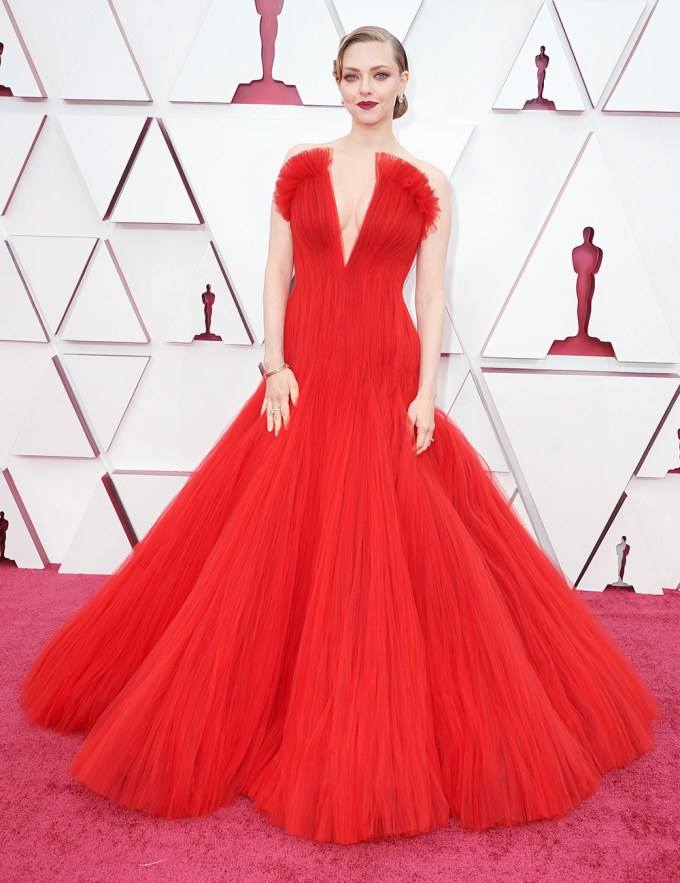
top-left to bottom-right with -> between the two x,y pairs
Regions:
325,147 -> 382,269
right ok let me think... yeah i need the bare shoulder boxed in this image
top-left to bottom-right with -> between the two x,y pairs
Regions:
282,142 -> 327,162
405,153 -> 449,194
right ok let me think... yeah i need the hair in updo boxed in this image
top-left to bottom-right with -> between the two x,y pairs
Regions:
332,26 -> 409,120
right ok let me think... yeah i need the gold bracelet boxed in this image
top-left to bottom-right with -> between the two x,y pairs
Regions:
263,362 -> 289,380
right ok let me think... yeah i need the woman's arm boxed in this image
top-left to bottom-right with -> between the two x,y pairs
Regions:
408,166 -> 452,454
414,166 -> 452,402
263,159 -> 296,372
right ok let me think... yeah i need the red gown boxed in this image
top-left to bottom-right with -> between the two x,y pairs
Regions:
20,146 -> 660,844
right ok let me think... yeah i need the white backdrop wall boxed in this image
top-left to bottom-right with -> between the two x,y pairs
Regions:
0,0 -> 678,593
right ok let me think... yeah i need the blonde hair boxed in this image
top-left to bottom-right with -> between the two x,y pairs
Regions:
332,26 -> 409,120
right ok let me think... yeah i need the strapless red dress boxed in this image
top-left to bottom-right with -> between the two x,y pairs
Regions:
20,146 -> 661,844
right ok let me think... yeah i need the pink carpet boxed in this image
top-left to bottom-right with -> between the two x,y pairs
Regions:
2,566 -> 678,883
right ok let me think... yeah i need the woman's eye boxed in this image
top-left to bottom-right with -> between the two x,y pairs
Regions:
343,72 -> 389,81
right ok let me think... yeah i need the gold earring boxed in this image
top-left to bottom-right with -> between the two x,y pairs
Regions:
398,93 -> 405,103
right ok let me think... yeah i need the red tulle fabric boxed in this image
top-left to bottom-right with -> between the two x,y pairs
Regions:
20,146 -> 660,844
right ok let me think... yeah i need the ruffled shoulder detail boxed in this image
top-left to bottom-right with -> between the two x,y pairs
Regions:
377,152 -> 441,239
272,146 -> 332,222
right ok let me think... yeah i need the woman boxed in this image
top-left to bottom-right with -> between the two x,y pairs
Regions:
20,26 -> 660,845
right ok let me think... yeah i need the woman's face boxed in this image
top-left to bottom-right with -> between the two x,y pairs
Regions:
337,40 -> 407,121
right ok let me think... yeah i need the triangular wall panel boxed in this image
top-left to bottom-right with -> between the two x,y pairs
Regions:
112,471 -> 190,539
448,372 -> 511,474
637,393 -> 680,478
62,353 -> 150,452
169,0 -> 261,104
579,478 -> 680,594
165,243 -> 251,344
10,235 -> 97,335
605,0 -> 680,112
110,120 -> 201,224
484,135 -> 680,363
483,369 -> 679,582
60,240 -> 149,343
555,0 -> 646,107
61,0 -> 150,101
494,3 -> 585,111
0,240 -> 46,342
11,358 -> 97,458
8,457 -> 108,564
0,113 -> 46,214
0,468 -> 47,568
0,1 -> 44,97
59,114 -> 147,218
59,477 -> 132,574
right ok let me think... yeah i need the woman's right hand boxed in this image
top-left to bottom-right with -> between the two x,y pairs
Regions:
260,367 -> 299,436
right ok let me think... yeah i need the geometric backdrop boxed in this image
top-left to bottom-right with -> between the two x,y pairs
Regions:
1,0 -> 678,594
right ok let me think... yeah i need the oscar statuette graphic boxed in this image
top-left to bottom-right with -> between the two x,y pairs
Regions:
549,226 -> 615,356
193,284 -> 223,341
0,42 -> 15,97
604,535 -> 635,592
231,0 -> 301,105
523,45 -> 555,110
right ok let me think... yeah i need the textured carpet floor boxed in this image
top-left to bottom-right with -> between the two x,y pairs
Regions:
1,566 -> 678,883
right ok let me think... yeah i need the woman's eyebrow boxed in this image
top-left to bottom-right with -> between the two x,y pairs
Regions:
341,65 -> 391,72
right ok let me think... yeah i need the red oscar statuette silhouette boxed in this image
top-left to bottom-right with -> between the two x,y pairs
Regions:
524,45 -> 555,110
0,510 -> 18,567
231,0 -> 301,105
193,284 -> 223,342
0,42 -> 15,97
604,535 -> 635,592
549,226 -> 615,356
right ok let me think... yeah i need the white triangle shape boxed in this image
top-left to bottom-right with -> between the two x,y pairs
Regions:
112,471 -> 190,539
580,489 -> 664,594
637,395 -> 680,478
59,114 -> 146,217
62,354 -> 149,452
605,0 -> 680,111
61,0 -> 150,101
60,241 -> 148,343
494,3 -> 585,111
555,1 -> 646,107
11,359 -> 96,457
0,113 -> 45,213
59,478 -> 132,574
8,458 -> 104,562
10,235 -> 97,334
0,2 -> 44,97
484,371 -> 680,582
484,135 -> 680,362
0,469 -> 46,568
625,476 -> 680,590
0,240 -> 46,341
449,372 -> 511,473
110,120 -> 200,224
169,1 -> 262,104
165,244 -> 250,343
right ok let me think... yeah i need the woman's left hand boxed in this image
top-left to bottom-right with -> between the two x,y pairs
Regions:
407,393 -> 436,455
